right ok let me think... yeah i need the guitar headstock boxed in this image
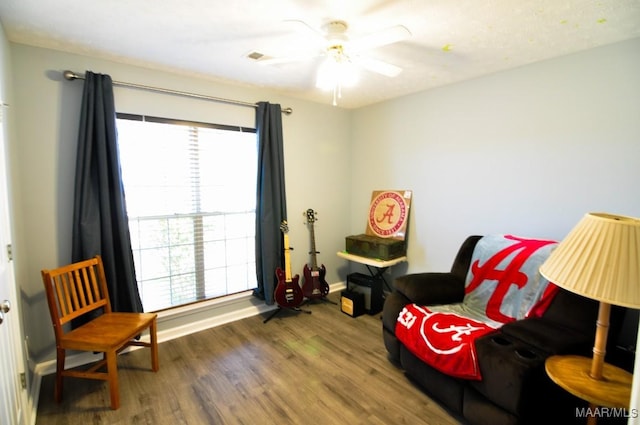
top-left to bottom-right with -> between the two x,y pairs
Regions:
280,220 -> 289,234
305,208 -> 317,224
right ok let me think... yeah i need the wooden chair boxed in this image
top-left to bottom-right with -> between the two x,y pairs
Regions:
41,255 -> 159,410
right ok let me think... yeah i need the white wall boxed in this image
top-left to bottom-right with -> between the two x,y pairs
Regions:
9,44 -> 352,364
351,37 -> 640,276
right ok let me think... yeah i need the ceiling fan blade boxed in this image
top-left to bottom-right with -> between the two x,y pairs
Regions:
353,56 -> 403,77
257,52 -> 322,66
348,25 -> 411,52
283,19 -> 327,48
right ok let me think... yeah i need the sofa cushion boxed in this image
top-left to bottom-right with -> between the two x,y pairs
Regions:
501,318 -> 593,355
396,303 -> 497,379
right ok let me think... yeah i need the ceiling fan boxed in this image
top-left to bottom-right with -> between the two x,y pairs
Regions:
257,19 -> 411,105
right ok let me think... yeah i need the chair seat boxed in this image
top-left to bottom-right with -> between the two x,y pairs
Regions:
60,312 -> 157,352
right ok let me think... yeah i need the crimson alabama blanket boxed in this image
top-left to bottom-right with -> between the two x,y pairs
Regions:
395,234 -> 558,380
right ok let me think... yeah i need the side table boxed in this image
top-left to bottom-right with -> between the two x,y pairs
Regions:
545,354 -> 632,424
336,251 -> 407,291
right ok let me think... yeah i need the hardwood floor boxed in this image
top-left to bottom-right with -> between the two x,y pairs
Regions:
35,294 -> 461,425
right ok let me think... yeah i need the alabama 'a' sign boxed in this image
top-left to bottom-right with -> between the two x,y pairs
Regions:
366,190 -> 412,240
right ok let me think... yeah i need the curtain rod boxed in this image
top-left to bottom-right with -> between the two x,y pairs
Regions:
63,70 -> 293,115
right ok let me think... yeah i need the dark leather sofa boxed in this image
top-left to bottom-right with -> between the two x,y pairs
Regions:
382,235 -> 628,425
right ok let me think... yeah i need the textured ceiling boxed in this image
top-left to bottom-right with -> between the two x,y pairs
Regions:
1,0 -> 639,108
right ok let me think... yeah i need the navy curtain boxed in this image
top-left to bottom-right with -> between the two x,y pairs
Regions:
254,102 -> 287,305
71,71 -> 143,314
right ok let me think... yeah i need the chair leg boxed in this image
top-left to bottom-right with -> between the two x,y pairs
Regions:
106,350 -> 120,410
54,348 -> 65,403
150,320 -> 159,372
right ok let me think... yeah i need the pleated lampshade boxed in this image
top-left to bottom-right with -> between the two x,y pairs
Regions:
539,212 -> 640,309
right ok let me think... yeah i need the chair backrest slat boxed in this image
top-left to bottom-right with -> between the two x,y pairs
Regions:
68,270 -> 83,312
82,267 -> 94,305
42,256 -> 112,333
54,273 -> 70,317
77,269 -> 87,308
87,263 -> 101,305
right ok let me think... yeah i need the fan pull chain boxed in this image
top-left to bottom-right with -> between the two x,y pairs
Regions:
333,82 -> 344,106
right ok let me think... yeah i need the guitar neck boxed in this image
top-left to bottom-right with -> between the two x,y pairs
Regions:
309,221 -> 319,270
283,233 -> 293,282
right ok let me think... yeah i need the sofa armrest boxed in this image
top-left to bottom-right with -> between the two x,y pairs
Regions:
500,318 -> 593,356
394,272 -> 465,306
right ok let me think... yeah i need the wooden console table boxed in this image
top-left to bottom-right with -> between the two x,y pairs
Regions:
336,251 -> 407,291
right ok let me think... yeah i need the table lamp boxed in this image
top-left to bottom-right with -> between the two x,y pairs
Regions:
539,212 -> 640,413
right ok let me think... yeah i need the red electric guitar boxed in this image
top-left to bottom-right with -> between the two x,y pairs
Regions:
302,209 -> 330,300
274,221 -> 304,308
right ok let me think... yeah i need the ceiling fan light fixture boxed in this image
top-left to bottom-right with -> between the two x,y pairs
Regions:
315,55 -> 358,89
315,45 -> 358,105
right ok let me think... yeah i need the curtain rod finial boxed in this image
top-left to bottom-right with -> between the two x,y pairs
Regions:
282,107 -> 293,115
63,70 -> 79,81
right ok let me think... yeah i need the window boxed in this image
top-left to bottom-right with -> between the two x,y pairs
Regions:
116,114 -> 258,311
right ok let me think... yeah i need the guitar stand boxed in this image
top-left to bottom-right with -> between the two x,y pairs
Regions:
303,296 -> 337,306
263,306 -> 312,324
